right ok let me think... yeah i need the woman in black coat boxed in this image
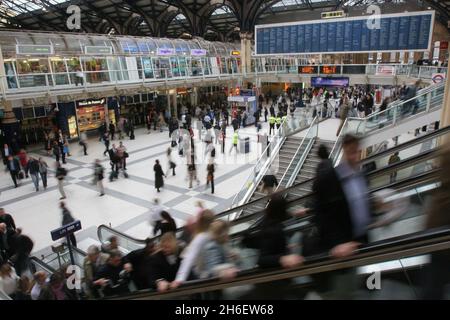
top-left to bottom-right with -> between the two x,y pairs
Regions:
154,159 -> 165,192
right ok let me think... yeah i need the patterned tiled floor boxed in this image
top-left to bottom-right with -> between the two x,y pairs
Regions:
0,120 -> 274,256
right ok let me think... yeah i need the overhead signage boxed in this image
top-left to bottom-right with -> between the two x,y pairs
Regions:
320,65 -> 341,74
16,44 -> 53,55
190,49 -> 207,56
157,48 -> 175,55
432,73 -> 446,84
77,98 -> 106,107
321,10 -> 346,19
298,66 -> 318,74
376,65 -> 396,75
51,220 -> 82,241
231,50 -> 241,56
311,77 -> 349,87
255,11 -> 434,55
84,46 -> 113,55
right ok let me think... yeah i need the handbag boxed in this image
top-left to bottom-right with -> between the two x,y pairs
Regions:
124,152 -> 129,158
170,161 -> 176,169
18,171 -> 25,180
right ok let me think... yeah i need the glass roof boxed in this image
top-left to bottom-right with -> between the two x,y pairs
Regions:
1,0 -> 70,16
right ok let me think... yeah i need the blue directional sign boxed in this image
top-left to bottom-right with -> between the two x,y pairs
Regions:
51,220 -> 82,241
255,11 -> 434,55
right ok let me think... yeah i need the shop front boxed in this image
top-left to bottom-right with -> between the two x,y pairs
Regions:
75,98 -> 116,137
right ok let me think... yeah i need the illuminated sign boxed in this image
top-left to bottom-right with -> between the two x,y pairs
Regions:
298,66 -> 318,74
376,65 -> 396,75
321,10 -> 346,19
157,48 -> 175,55
311,77 -> 349,87
84,46 -> 113,55
16,45 -> 53,55
320,65 -> 341,74
190,49 -> 207,56
231,50 -> 241,56
77,98 -> 106,107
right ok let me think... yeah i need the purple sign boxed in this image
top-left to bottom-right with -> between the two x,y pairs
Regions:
190,49 -> 207,56
157,48 -> 175,55
311,77 -> 349,87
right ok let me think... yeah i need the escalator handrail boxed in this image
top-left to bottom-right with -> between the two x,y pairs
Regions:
360,124 -> 450,165
29,256 -> 58,274
106,227 -> 450,300
97,146 -> 442,247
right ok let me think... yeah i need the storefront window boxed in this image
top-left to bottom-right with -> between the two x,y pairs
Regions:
4,60 -> 18,89
66,57 -> 82,85
76,104 -> 105,132
16,58 -> 52,88
50,58 -> 69,85
82,57 -> 110,83
68,116 -> 78,138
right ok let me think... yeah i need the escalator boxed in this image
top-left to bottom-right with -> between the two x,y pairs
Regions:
95,125 -> 450,253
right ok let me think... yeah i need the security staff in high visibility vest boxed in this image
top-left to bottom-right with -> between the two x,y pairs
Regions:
275,116 -> 282,130
229,130 -> 239,155
269,115 -> 276,135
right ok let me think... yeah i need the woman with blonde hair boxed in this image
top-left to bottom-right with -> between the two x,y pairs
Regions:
170,210 -> 215,289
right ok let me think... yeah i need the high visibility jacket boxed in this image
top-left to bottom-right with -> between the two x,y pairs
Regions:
275,117 -> 281,125
282,116 -> 287,123
269,116 -> 276,124
232,133 -> 239,144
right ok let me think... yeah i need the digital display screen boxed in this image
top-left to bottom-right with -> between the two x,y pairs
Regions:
256,11 -> 434,55
311,77 -> 349,87
298,66 -> 318,74
320,65 -> 341,74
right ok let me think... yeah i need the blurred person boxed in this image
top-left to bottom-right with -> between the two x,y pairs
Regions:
165,147 -> 176,177
388,151 -> 401,184
154,159 -> 165,193
422,144 -> 450,299
30,271 -> 47,300
187,156 -> 200,189
109,121 -> 116,141
6,155 -> 20,188
260,173 -> 278,195
2,143 -> 12,165
336,95 -> 350,137
241,195 -> 303,299
206,163 -> 215,194
8,233 -> 33,277
0,263 -> 19,298
38,271 -> 75,300
154,211 -> 177,236
14,275 -> 31,300
93,250 -> 131,296
101,236 -> 119,255
229,130 -> 239,155
116,141 -> 128,172
149,198 -> 164,236
63,135 -> 71,157
52,140 -> 61,163
79,131 -> 88,156
38,158 -> 48,190
60,202 -> 77,247
102,131 -> 110,156
83,245 -> 109,299
55,162 -> 67,200
309,134 -> 371,299
151,232 -> 182,292
17,149 -> 29,178
0,208 -> 16,232
26,157 -> 40,192
123,238 -> 155,290
94,159 -> 105,196
170,210 -> 215,289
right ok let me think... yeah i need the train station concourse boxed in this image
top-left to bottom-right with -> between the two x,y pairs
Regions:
0,0 -> 450,304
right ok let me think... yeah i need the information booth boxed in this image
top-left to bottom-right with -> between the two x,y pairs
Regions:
227,95 -> 257,125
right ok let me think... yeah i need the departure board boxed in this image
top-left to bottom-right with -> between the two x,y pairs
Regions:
255,11 -> 434,55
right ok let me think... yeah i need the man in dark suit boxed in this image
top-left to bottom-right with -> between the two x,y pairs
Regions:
123,238 -> 155,290
6,155 -> 20,188
149,232 -> 181,292
311,134 -> 372,298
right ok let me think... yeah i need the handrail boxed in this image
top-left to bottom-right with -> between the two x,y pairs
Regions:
107,227 -> 450,300
29,256 -> 58,274
278,116 -> 318,190
360,125 -> 450,165
96,145 -> 443,252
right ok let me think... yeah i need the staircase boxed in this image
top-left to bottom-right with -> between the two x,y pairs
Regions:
238,136 -> 305,216
285,139 -> 335,201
